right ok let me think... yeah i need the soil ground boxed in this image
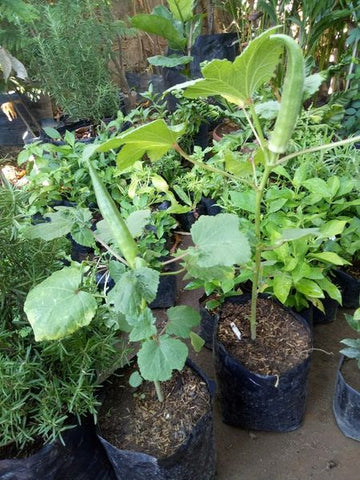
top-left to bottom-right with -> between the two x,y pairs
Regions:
175,272 -> 359,480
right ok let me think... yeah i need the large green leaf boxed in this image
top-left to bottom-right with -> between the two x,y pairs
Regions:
96,120 -> 185,172
295,278 -> 324,298
137,335 -> 188,381
126,210 -> 151,237
166,305 -> 200,338
131,14 -> 186,50
24,210 -> 74,241
24,267 -> 97,341
189,214 -> 251,268
172,26 -> 282,106
309,252 -> 350,266
108,268 -> 160,316
129,308 -> 157,342
319,220 -> 347,238
167,0 -> 195,21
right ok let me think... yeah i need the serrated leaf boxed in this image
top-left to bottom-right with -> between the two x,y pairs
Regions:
303,73 -> 324,100
172,26 -> 282,106
190,331 -> 205,352
190,214 -> 251,268
95,120 -> 185,172
309,252 -> 350,266
166,305 -> 200,338
24,267 -> 97,341
129,371 -> 143,387
108,260 -> 126,282
137,336 -> 188,381
129,308 -> 157,342
108,268 -> 160,315
126,209 -> 151,237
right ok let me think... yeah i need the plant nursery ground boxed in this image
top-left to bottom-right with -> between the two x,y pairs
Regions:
170,250 -> 359,480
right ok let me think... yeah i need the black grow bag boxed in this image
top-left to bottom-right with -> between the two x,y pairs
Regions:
334,268 -> 360,309
0,418 -> 116,480
214,294 -> 312,432
333,356 -> 360,442
198,294 -> 219,350
97,360 -> 216,480
312,296 -> 339,324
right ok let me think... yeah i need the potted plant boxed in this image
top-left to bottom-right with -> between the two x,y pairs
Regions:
94,26 -> 360,432
22,122 -> 251,478
0,178 -> 120,478
333,305 -> 360,441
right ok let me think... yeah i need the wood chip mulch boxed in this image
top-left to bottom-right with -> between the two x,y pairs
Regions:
97,364 -> 210,459
217,297 -> 312,376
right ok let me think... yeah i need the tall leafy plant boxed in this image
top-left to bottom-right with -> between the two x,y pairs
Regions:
83,27 -> 360,340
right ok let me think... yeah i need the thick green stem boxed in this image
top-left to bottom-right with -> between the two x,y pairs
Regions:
154,380 -> 164,402
249,164 -> 272,340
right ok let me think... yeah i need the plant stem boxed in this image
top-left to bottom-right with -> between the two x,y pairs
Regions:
154,380 -> 164,402
276,134 -> 360,166
250,164 -> 272,340
173,144 -> 253,187
92,233 -> 129,267
161,252 -> 189,265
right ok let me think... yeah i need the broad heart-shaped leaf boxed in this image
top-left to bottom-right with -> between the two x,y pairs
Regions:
174,26 -> 282,106
24,267 -> 97,341
148,54 -> 192,67
309,252 -> 350,266
166,305 -> 200,338
129,308 -> 157,342
168,0 -> 195,21
189,214 -> 251,268
108,267 -> 160,317
95,120 -> 185,172
137,335 -> 188,381
130,14 -> 186,50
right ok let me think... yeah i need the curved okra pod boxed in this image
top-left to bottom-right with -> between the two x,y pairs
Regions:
87,161 -> 138,269
268,34 -> 305,158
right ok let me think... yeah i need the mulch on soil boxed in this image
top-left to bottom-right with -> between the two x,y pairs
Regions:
98,364 -> 210,459
217,297 -> 312,376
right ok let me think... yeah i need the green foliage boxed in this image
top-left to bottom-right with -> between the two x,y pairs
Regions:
10,0 -> 121,121
130,0 -> 202,70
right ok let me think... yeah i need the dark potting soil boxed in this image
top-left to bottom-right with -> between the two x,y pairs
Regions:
341,357 -> 360,392
97,364 -> 210,459
217,297 -> 311,376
